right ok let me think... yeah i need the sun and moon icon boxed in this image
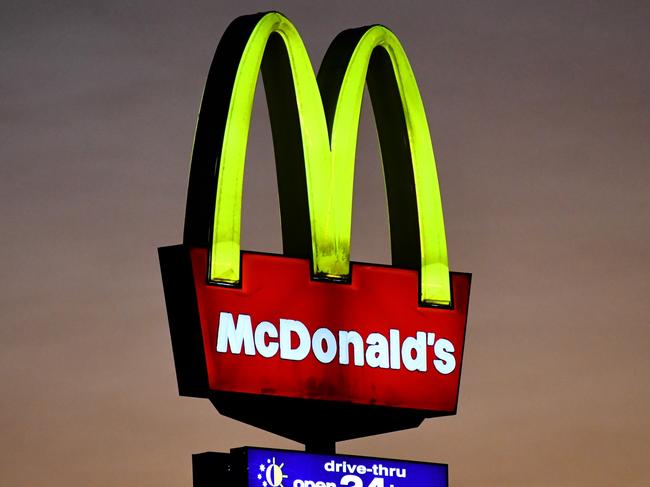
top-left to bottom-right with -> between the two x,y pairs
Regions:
257,457 -> 288,487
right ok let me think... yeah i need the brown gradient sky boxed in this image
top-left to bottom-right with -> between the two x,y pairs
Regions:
1,1 -> 648,485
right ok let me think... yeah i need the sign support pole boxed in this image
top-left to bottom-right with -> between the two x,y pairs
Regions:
304,439 -> 336,455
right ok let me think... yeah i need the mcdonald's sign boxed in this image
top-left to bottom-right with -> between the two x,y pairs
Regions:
159,12 -> 471,444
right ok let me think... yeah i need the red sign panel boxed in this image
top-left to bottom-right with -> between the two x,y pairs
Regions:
184,249 -> 470,413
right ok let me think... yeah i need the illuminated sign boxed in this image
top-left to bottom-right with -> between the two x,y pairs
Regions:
242,448 -> 447,487
192,447 -> 447,487
159,11 -> 471,443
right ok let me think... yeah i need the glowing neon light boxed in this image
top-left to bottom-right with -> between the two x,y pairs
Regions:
208,12 -> 450,305
209,13 -> 330,287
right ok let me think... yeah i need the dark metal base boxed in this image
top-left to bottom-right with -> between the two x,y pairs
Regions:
211,391 -> 446,447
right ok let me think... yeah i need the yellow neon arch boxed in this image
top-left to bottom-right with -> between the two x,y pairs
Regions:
203,12 -> 451,306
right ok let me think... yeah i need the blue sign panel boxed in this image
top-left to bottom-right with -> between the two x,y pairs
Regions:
245,447 -> 447,487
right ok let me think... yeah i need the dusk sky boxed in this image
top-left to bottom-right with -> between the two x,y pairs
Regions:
1,1 -> 648,485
